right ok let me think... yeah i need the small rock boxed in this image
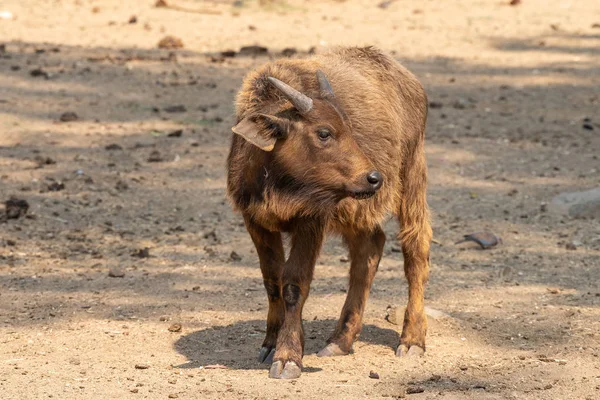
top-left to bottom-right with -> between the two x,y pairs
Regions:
59,112 -> 79,122
47,182 -> 65,191
593,23 -> 600,29
429,101 -> 443,109
134,364 -> 150,370
105,143 -> 123,151
230,251 -> 242,261
30,68 -> 50,79
239,45 -> 268,56
168,323 -> 182,333
549,188 -> 600,219
167,129 -> 183,137
128,15 -> 137,24
340,255 -> 349,262
132,248 -> 151,258
147,150 -> 164,162
130,389 -> 139,393
509,0 -> 521,5
6,239 -> 16,246
158,36 -> 184,50
369,370 -> 380,379
221,50 -> 236,58
583,123 -> 594,131
391,246 -> 402,252
108,267 -> 125,278
5,198 -> 29,219
168,394 -> 178,399
565,242 -> 577,251
281,47 -> 297,57
406,386 -> 425,394
163,105 -> 187,113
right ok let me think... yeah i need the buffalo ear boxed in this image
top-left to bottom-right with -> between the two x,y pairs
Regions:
232,114 -> 288,152
232,116 -> 277,151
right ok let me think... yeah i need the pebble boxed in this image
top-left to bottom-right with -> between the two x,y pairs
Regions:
59,112 -> 79,122
132,248 -> 151,258
108,267 -> 125,278
47,182 -> 65,191
5,198 -> 29,219
406,386 -> 425,394
167,129 -> 183,137
369,370 -> 380,379
105,143 -> 123,151
550,187 -> 600,219
239,45 -> 268,56
158,36 -> 183,50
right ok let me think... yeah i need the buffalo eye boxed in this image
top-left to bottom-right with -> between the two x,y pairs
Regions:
317,129 -> 331,141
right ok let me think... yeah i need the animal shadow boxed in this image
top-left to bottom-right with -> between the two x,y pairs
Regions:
173,319 -> 399,371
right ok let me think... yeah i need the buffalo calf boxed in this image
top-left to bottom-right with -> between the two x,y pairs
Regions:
227,46 -> 432,379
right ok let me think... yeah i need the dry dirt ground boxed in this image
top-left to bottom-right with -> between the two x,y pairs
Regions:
1,0 -> 599,399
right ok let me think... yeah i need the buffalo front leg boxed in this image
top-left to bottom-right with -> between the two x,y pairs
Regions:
396,144 -> 432,357
244,215 -> 286,364
269,218 -> 324,379
318,226 -> 385,357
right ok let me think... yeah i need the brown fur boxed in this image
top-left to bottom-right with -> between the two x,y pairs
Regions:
227,46 -> 432,378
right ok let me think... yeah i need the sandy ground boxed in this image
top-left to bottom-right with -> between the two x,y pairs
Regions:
1,0 -> 599,399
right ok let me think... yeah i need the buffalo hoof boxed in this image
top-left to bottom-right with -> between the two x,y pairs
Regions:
268,360 -> 301,379
395,344 -> 425,358
316,343 -> 348,357
258,347 -> 275,364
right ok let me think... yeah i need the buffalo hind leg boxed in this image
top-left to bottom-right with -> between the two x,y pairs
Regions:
269,218 -> 324,379
318,226 -> 385,357
244,215 -> 286,364
397,145 -> 432,357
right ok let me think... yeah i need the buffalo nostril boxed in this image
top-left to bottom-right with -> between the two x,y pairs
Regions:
366,171 -> 383,188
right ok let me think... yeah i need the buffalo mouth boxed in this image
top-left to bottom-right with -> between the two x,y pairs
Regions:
348,190 -> 376,200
